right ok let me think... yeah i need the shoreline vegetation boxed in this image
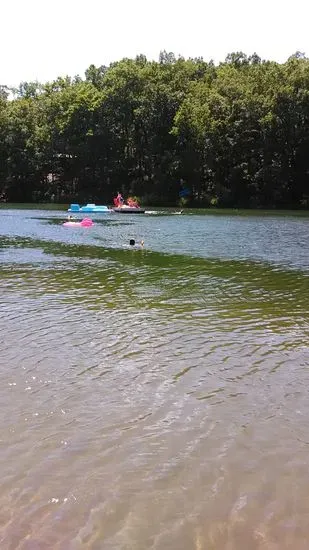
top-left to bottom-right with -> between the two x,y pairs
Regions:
1,51 -> 309,209
1,203 -> 309,218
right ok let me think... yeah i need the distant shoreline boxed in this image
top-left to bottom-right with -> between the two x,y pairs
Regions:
1,203 -> 309,217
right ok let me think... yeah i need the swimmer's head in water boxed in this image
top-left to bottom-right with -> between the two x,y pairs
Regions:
129,239 -> 144,247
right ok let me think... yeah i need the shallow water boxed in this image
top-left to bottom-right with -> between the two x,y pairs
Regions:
0,208 -> 309,549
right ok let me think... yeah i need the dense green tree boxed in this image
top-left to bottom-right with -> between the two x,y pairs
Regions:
0,52 -> 309,207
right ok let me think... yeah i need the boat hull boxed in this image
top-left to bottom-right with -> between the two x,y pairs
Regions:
113,207 -> 145,214
68,203 -> 111,213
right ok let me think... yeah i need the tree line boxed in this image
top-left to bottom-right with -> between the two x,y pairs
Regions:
1,50 -> 309,208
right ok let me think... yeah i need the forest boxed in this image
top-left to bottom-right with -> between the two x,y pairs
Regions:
1,51 -> 309,208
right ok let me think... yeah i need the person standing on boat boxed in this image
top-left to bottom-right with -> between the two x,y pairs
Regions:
116,192 -> 124,206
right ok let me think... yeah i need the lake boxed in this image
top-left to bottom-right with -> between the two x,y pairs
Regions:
0,207 -> 309,549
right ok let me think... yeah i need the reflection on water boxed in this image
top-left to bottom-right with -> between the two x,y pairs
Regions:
0,209 -> 309,549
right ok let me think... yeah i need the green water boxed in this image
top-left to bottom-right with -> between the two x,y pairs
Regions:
0,207 -> 309,549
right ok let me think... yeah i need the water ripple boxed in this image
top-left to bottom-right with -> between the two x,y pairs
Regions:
0,210 -> 309,548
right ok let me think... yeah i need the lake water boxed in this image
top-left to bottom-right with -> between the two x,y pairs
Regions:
0,207 -> 309,550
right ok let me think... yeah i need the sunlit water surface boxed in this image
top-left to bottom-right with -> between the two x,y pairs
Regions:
0,208 -> 309,549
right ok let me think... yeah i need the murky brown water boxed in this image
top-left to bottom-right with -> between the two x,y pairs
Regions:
1,208 -> 309,549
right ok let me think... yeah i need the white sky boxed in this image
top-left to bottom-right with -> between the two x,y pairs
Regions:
1,0 -> 309,87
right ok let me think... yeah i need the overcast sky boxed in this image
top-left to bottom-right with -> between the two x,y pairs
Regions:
1,0 -> 309,86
